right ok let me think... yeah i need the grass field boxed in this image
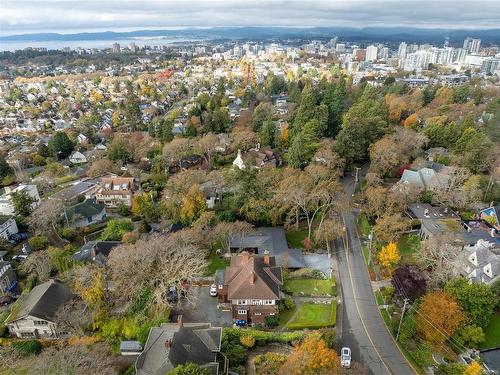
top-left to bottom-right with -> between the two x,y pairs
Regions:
357,213 -> 371,237
283,278 -> 336,297
278,306 -> 297,328
285,229 -> 309,249
287,301 -> 337,330
204,252 -> 230,276
481,313 -> 500,349
397,234 -> 421,263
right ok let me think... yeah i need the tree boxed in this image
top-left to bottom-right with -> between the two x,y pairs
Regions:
19,250 -> 52,282
101,219 -> 133,241
287,119 -> 320,168
54,298 -> 92,335
0,154 -> 14,184
255,352 -> 288,375
180,184 -> 207,224
163,138 -> 192,170
28,199 -> 63,235
314,218 -> 344,255
11,189 -> 36,217
454,128 -> 494,173
417,235 -> 461,288
252,102 -> 273,132
378,242 -> 401,269
87,159 -> 118,177
48,131 -> 74,159
373,213 -> 409,244
107,233 -> 206,307
444,278 -> 497,329
322,78 -> 346,137
107,137 -> 131,163
454,324 -> 485,348
197,133 -> 220,169
392,264 -> 426,300
416,291 -> 464,346
230,127 -> 259,151
166,363 -> 211,375
212,221 -> 254,255
435,363 -> 467,375
279,333 -> 340,375
260,120 -> 277,148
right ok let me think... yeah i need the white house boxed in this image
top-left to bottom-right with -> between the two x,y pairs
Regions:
76,133 -> 88,144
0,184 -> 41,216
232,149 -> 246,170
0,216 -> 18,241
69,151 -> 87,164
457,239 -> 500,285
6,280 -> 73,338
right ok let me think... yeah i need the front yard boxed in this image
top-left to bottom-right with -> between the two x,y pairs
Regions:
286,301 -> 337,330
203,251 -> 229,276
481,312 -> 500,349
282,278 -> 336,297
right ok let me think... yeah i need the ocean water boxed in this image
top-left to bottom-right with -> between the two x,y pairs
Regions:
0,37 -> 202,52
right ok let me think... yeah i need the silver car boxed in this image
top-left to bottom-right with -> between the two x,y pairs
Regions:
341,347 -> 351,368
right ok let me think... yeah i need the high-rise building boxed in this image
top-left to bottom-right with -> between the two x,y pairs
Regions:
398,42 -> 407,58
380,47 -> 389,61
129,42 -> 137,53
365,45 -> 378,62
335,43 -> 346,53
112,43 -> 121,54
330,36 -> 338,48
463,37 -> 481,53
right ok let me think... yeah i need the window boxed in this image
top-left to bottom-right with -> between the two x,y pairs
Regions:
237,309 -> 247,315
34,320 -> 48,326
218,285 -> 223,290
254,312 -> 262,316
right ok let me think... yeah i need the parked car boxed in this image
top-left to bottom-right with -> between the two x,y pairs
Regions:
8,232 -> 28,244
209,284 -> 217,297
234,320 -> 247,327
341,347 -> 351,368
12,254 -> 28,262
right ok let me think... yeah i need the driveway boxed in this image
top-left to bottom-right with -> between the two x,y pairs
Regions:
303,253 -> 331,277
172,286 -> 232,327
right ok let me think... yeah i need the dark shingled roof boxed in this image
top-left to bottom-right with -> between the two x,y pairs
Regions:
168,324 -> 222,371
71,241 -> 121,265
6,280 -> 72,323
64,198 -> 105,220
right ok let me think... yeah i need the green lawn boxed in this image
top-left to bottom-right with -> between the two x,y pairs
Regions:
361,245 -> 370,266
397,234 -> 420,263
285,229 -> 309,249
287,301 -> 337,330
278,306 -> 297,328
203,252 -> 230,276
357,213 -> 371,237
481,313 -> 500,349
283,278 -> 336,297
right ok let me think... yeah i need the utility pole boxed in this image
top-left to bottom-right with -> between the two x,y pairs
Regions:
368,229 -> 374,265
483,174 -> 494,201
396,298 -> 409,342
354,167 -> 361,183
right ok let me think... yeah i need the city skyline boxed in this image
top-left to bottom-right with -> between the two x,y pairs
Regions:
2,0 -> 500,36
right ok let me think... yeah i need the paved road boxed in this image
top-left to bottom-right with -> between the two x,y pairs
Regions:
334,169 -> 415,375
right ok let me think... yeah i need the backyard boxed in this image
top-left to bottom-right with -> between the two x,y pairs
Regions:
283,278 -> 336,297
481,312 -> 500,349
286,301 -> 337,330
285,229 -> 309,249
204,251 -> 230,276
397,234 -> 421,263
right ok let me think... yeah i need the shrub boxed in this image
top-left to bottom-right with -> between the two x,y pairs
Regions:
58,227 -> 78,241
318,328 -> 336,348
28,235 -> 49,250
12,340 -> 42,355
166,363 -> 212,375
100,219 -> 133,241
280,298 -> 296,311
255,352 -> 287,375
117,204 -> 131,217
240,335 -> 255,348
409,343 -> 433,367
138,220 -> 151,233
265,315 -> 279,328
122,231 -> 139,244
287,268 -> 325,279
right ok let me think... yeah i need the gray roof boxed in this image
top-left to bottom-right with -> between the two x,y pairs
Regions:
6,280 -> 72,323
64,198 -> 105,220
229,226 -> 306,268
50,180 -> 98,202
71,241 -> 121,265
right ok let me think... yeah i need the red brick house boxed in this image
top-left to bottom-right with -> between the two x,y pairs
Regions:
216,252 -> 282,325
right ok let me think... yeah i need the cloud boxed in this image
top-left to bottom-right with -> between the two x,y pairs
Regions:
1,0 -> 499,35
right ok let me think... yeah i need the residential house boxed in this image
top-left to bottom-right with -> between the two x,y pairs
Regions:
64,198 -> 106,228
480,205 -> 500,231
406,203 -> 461,239
229,226 -> 306,268
135,317 -> 222,375
6,280 -> 73,338
0,216 -> 18,241
95,176 -> 135,207
68,150 -> 87,164
0,261 -> 17,295
456,239 -> 500,284
0,184 -> 40,216
217,252 -> 282,325
232,146 -> 282,170
71,240 -> 121,265
49,179 -> 99,204
396,165 -> 455,192
76,133 -> 88,144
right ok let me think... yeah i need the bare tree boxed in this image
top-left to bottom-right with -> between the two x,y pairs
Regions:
417,235 -> 461,288
212,221 -> 255,255
107,233 -> 207,307
20,250 -> 52,282
54,298 -> 92,335
162,138 -> 192,170
230,127 -> 259,152
28,199 -> 64,235
197,132 -> 220,169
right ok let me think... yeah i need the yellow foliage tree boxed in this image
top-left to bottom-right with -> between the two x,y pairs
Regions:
378,242 -> 401,269
180,184 -> 207,224
464,361 -> 483,375
240,335 -> 256,348
404,113 -> 419,128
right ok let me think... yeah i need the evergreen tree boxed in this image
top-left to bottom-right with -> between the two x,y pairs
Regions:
259,120 -> 277,148
48,131 -> 74,159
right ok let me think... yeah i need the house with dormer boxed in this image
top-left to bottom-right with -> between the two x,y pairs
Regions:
216,252 -> 282,325
457,239 -> 500,285
94,175 -> 135,207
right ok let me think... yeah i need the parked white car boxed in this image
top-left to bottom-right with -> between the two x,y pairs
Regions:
209,284 -> 218,297
341,347 -> 351,368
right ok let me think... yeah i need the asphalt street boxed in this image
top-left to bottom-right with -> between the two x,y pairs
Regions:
334,169 -> 415,375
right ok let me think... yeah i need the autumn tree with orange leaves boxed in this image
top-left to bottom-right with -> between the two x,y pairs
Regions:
417,291 -> 464,346
278,333 -> 340,375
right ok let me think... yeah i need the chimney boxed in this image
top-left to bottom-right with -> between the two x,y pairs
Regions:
263,254 -> 270,265
91,245 -> 97,258
164,340 -> 172,349
177,314 -> 183,328
249,271 -> 255,284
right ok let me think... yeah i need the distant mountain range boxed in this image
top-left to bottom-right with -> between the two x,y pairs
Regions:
2,26 -> 500,44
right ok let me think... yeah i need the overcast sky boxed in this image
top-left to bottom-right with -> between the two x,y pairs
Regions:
1,0 -> 500,36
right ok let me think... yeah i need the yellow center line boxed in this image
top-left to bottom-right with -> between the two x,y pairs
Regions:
343,215 -> 392,375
